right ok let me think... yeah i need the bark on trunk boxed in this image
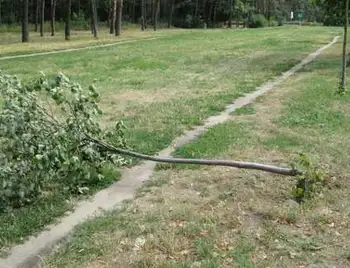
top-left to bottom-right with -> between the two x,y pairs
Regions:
110,0 -> 117,34
115,0 -> 123,36
208,1 -> 214,27
132,0 -> 136,23
228,0 -> 233,28
167,0 -> 174,28
65,0 -> 71,40
91,0 -> 98,38
194,0 -> 199,17
40,0 -> 45,37
340,0 -> 349,89
35,0 -> 39,32
141,0 -> 146,30
50,0 -> 56,36
153,0 -> 160,31
212,0 -> 219,28
22,0 -> 29,42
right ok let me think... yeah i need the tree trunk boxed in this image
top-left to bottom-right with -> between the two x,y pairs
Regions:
212,0 -> 219,27
153,0 -> 160,31
110,0 -> 117,34
203,0 -> 207,27
141,0 -> 146,30
228,0 -> 233,28
132,0 -> 136,23
40,0 -> 45,37
50,0 -> 56,36
91,0 -> 99,38
115,0 -> 123,36
77,0 -> 80,15
167,0 -> 174,28
194,0 -> 199,17
340,0 -> 349,90
22,0 -> 29,42
208,1 -> 214,27
65,0 -> 71,40
35,0 -> 39,32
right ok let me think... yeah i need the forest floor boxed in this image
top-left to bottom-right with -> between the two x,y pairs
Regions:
0,26 -> 344,260
46,40 -> 350,268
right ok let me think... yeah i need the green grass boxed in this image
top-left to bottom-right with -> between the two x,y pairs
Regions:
0,165 -> 121,256
0,193 -> 73,257
0,26 -> 182,56
44,36 -> 350,267
0,26 -> 342,253
232,104 -> 256,115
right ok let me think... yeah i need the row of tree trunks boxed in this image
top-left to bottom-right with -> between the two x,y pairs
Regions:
30,0 -> 57,38
21,0 -> 234,43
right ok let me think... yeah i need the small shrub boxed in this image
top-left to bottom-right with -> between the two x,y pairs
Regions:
268,20 -> 278,27
291,154 -> 327,203
248,14 -> 267,28
72,12 -> 90,30
0,72 -> 127,212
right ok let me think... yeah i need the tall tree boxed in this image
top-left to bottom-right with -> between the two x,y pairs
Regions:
340,0 -> 349,90
132,0 -> 136,22
35,0 -> 39,32
65,0 -> 72,40
213,0 -> 220,27
110,0 -> 117,34
50,0 -> 56,36
22,0 -> 29,42
0,0 -> 2,25
153,0 -> 160,31
91,0 -> 99,38
141,0 -> 146,30
228,0 -> 234,27
115,0 -> 123,36
167,0 -> 174,28
40,0 -> 45,37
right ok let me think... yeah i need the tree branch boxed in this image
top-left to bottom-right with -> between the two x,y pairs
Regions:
87,137 -> 303,176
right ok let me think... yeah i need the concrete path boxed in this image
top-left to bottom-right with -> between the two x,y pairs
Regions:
0,36 -> 339,268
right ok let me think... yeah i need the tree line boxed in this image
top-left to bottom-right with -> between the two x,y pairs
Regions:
0,0 -> 344,42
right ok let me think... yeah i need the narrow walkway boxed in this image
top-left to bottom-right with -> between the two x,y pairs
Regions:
0,37 -> 159,61
0,36 -> 339,268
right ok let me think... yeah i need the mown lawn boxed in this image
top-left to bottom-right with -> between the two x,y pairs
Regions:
0,26 -> 341,255
45,39 -> 350,267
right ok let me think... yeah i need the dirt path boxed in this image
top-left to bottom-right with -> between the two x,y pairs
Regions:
0,37 -> 159,61
0,36 -> 339,268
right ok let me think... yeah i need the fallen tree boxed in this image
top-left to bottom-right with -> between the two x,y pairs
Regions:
2,72 -> 322,212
